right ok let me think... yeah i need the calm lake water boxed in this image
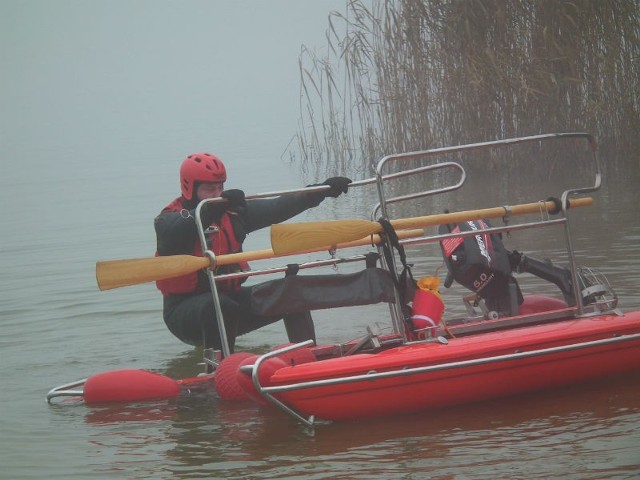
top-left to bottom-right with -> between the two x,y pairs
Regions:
2,2 -> 639,479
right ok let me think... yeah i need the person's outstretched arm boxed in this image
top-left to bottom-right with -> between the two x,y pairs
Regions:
242,177 -> 351,232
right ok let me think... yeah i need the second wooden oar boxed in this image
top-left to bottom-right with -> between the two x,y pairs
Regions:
96,229 -> 424,291
270,197 -> 593,255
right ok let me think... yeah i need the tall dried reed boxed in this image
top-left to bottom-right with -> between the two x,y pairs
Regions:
291,0 -> 639,175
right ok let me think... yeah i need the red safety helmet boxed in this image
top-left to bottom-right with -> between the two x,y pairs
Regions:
179,152 -> 227,200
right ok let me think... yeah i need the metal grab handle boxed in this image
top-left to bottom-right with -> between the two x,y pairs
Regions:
46,379 -> 86,404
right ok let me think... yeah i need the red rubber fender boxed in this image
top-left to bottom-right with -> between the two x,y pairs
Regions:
214,352 -> 255,400
83,369 -> 180,405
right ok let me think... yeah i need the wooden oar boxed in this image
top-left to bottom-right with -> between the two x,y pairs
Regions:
96,228 -> 424,291
270,197 -> 593,255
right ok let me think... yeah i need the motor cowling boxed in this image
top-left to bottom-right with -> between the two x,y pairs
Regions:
439,219 -> 522,315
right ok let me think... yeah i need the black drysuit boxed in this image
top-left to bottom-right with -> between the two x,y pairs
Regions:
154,192 -> 325,351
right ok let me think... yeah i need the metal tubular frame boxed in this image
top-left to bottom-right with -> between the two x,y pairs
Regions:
194,164 -> 467,360
195,132 -> 601,368
370,132 -> 601,334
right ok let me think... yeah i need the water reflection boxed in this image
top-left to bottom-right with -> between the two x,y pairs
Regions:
59,358 -> 638,477
86,370 -> 636,479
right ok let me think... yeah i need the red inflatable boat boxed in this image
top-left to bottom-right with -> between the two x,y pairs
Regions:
48,133 -> 640,428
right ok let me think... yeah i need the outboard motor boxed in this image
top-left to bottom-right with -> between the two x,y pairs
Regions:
439,219 -> 523,316
440,218 -> 616,315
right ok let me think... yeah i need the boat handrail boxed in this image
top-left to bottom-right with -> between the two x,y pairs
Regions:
373,132 -> 600,218
366,162 -> 466,220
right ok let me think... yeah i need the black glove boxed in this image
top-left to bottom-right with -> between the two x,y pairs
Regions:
321,176 -> 352,198
221,189 -> 246,208
200,189 -> 245,223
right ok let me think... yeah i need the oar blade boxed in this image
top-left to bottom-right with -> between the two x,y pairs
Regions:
96,255 -> 210,291
271,219 -> 381,255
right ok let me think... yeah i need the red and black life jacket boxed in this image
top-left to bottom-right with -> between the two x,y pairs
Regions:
156,197 -> 249,296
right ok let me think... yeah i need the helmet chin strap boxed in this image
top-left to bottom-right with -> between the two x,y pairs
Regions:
182,195 -> 199,210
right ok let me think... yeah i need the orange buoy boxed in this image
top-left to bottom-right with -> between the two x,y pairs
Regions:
83,369 -> 181,405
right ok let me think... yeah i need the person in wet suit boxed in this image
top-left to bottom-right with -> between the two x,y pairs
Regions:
154,152 -> 351,351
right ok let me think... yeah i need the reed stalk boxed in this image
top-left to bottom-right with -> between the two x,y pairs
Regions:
290,0 -> 640,176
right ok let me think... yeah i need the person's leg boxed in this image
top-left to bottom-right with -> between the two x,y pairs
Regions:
283,312 -> 316,343
163,292 -> 240,350
232,288 -> 316,343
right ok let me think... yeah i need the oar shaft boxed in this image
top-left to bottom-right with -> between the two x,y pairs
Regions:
216,229 -> 423,266
391,197 -> 592,230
